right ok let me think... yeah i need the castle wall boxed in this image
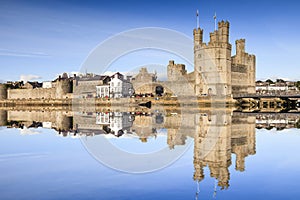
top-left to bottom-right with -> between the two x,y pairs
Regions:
7,88 -> 56,99
6,79 -> 72,100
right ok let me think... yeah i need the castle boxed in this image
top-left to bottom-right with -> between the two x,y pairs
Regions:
167,20 -> 256,97
0,19 -> 256,100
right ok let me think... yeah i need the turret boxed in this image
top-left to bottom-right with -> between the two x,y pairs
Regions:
167,60 -> 187,82
236,39 -> 246,56
193,28 -> 203,46
56,78 -> 72,99
218,20 -> 230,43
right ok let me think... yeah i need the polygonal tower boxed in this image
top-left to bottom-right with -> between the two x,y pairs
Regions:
194,21 -> 232,96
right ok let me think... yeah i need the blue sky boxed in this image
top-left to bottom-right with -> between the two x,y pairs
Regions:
1,0 -> 300,82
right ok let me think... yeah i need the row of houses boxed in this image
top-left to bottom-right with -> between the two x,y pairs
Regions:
256,79 -> 299,94
74,72 -> 134,99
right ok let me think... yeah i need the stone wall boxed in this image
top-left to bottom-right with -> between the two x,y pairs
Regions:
7,88 -> 56,99
7,79 -> 73,100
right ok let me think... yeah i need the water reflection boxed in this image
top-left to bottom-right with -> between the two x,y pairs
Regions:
1,109 -> 300,191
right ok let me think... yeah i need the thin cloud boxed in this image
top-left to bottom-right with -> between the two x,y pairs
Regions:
0,152 -> 49,162
0,48 -> 50,58
20,127 -> 42,135
20,74 -> 42,82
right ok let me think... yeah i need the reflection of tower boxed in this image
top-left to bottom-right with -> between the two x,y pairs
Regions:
193,110 -> 232,189
0,110 -> 8,126
193,110 -> 257,190
0,84 -> 8,100
231,112 -> 256,171
131,114 -> 156,141
56,112 -> 73,131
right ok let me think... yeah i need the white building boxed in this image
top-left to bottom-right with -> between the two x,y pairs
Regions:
110,73 -> 133,98
42,81 -> 52,89
96,85 -> 110,98
96,72 -> 134,98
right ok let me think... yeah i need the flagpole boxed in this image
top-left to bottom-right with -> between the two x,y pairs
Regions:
197,9 -> 199,28
214,12 -> 217,31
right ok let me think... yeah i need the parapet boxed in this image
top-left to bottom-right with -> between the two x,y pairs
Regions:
193,28 -> 203,45
218,20 -> 230,28
236,39 -> 246,54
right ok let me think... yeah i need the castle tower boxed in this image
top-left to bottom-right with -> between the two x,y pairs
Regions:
56,77 -> 72,99
167,60 -> 187,82
231,39 -> 256,95
194,21 -> 232,96
0,84 -> 8,100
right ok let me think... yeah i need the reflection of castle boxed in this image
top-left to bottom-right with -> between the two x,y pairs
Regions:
1,109 -> 300,189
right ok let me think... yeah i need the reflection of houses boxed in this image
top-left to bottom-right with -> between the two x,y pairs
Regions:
2,108 -> 300,190
256,113 -> 300,130
96,112 -> 134,136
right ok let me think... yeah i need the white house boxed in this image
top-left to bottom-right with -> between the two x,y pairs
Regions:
96,85 -> 110,98
42,81 -> 52,89
96,72 -> 134,98
110,72 -> 133,98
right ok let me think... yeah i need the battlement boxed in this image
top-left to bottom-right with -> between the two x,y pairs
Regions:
193,28 -> 203,45
167,60 -> 187,82
236,39 -> 246,54
207,20 -> 230,45
218,20 -> 230,28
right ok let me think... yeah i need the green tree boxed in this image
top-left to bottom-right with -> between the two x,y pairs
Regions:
295,81 -> 300,90
266,79 -> 274,84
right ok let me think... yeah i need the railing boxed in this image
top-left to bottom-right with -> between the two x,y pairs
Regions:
233,93 -> 300,99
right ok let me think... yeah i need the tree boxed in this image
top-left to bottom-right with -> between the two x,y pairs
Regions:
265,79 -> 274,84
295,81 -> 300,90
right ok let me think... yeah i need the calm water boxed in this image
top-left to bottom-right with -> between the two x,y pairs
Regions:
0,110 -> 300,200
